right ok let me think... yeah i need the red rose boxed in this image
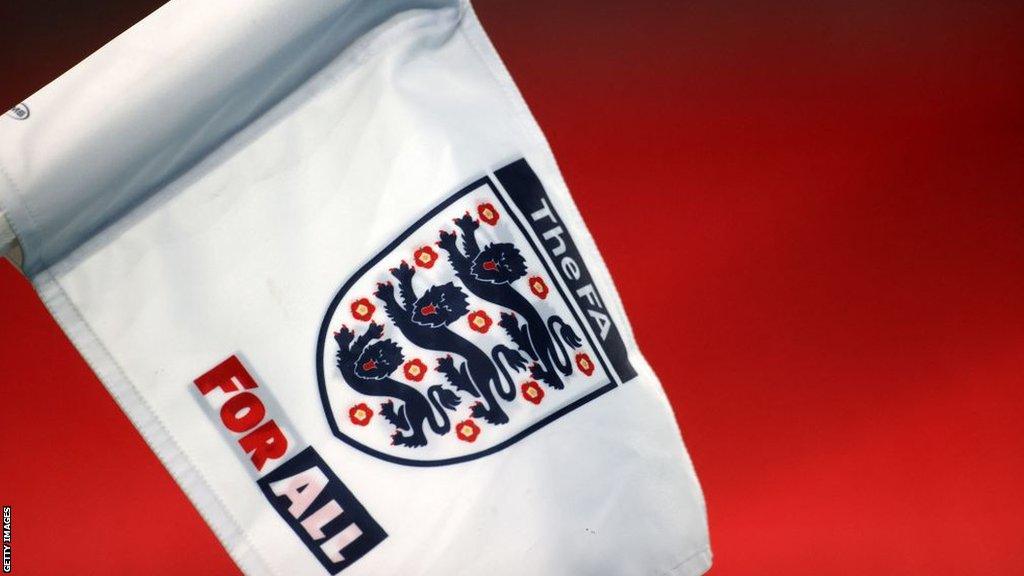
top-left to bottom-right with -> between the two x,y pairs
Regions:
455,419 -> 481,442
350,298 -> 375,321
521,381 -> 545,405
477,203 -> 500,225
467,310 -> 493,333
403,358 -> 428,382
413,246 -> 438,269
348,403 -> 373,426
528,276 -> 549,299
575,353 -> 595,376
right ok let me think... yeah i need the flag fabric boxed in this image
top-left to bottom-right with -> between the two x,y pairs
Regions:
0,1 -> 710,574
0,213 -> 18,266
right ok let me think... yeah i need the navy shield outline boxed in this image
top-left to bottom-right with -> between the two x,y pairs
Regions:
316,159 -> 635,466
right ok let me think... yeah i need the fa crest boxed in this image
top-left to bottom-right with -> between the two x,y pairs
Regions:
316,159 -> 637,466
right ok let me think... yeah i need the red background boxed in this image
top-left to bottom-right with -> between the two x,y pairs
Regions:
2,1 -> 1023,574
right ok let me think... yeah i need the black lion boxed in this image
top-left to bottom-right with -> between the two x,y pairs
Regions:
438,213 -> 582,389
335,322 -> 459,448
374,262 -> 521,424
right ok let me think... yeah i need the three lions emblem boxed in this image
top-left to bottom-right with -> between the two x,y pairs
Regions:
316,159 -> 636,466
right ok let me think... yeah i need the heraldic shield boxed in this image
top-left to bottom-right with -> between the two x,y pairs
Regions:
316,159 -> 637,466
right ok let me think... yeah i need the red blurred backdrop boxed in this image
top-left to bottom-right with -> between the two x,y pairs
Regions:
1,1 -> 1023,574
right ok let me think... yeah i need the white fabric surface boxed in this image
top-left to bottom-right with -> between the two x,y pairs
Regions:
0,1 -> 710,574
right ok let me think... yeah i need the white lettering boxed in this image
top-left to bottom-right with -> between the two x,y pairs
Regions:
301,500 -> 343,540
321,523 -> 364,564
561,257 -> 581,281
269,467 -> 328,518
530,197 -> 558,225
576,283 -> 602,309
542,225 -> 568,257
587,309 -> 612,340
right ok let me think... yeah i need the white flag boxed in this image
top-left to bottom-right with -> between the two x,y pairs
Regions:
0,1 -> 710,574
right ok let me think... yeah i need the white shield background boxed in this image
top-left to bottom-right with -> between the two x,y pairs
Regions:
317,179 -> 612,465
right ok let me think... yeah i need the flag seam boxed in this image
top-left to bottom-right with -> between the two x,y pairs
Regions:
32,266 -> 279,576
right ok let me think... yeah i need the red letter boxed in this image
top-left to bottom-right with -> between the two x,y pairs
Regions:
220,391 -> 267,433
194,355 -> 259,396
239,420 -> 289,471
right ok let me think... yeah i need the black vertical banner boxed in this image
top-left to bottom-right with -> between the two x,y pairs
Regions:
496,159 -> 638,383
257,447 -> 386,574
